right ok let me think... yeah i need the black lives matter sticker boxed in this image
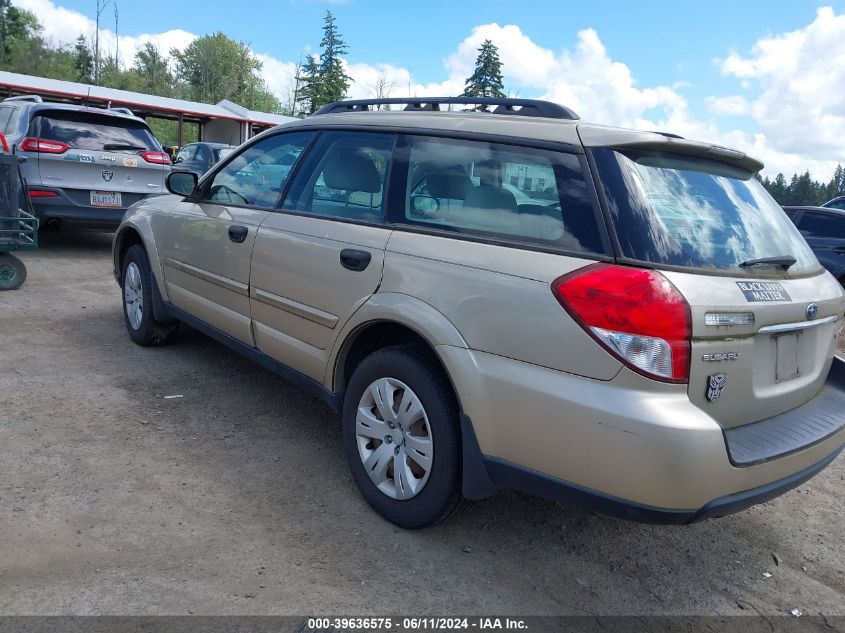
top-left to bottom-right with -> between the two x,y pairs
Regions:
736,280 -> 791,302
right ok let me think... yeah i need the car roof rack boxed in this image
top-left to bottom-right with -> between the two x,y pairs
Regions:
314,97 -> 579,120
3,95 -> 43,104
107,106 -> 135,116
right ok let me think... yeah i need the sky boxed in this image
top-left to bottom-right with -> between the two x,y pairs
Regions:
12,0 -> 845,179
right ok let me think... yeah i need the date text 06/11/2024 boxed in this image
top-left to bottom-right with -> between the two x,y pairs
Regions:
306,617 -> 528,630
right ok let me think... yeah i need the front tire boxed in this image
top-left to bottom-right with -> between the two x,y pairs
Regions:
342,347 -> 467,528
121,244 -> 178,346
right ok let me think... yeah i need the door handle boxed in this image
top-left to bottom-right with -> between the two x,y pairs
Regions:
832,246 -> 845,254
340,248 -> 372,271
228,225 -> 248,243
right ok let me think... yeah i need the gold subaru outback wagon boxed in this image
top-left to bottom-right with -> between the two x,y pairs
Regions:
113,97 -> 845,528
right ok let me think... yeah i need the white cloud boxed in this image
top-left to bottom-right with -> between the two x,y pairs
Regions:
255,53 -> 299,101
714,6 -> 845,177
343,62 -> 412,99
706,95 -> 749,116
15,0 -> 196,65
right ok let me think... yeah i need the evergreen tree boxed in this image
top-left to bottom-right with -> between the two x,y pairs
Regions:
759,165 -> 845,206
834,165 -> 845,196
296,54 -> 323,116
73,35 -> 93,83
462,39 -> 506,105
297,11 -> 351,114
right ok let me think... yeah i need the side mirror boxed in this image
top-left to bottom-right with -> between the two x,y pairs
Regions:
410,195 -> 440,217
166,171 -> 198,197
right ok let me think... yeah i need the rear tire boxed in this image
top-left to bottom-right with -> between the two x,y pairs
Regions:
121,244 -> 178,346
342,346 -> 468,528
0,253 -> 26,290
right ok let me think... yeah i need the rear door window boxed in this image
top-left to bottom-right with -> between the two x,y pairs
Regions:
799,211 -> 845,239
396,135 -> 606,253
282,131 -> 393,224
31,110 -> 160,151
591,149 -> 819,275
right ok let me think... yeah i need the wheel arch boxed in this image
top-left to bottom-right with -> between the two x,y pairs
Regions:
113,220 -> 171,322
328,293 -> 468,397
113,225 -> 143,284
113,219 -> 168,300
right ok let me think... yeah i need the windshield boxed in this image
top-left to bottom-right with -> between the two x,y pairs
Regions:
33,111 -> 160,152
592,149 -> 819,275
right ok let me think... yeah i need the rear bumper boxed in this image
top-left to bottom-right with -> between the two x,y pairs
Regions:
481,444 -> 843,524
29,188 -> 152,228
440,346 -> 845,520
724,357 -> 845,466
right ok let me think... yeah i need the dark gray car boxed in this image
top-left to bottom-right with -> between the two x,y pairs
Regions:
784,205 -> 845,283
172,142 -> 235,177
822,196 -> 845,211
0,95 -> 171,229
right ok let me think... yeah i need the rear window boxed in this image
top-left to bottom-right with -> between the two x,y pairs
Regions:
799,211 -> 845,239
215,147 -> 235,161
592,149 -> 819,275
31,110 -> 160,152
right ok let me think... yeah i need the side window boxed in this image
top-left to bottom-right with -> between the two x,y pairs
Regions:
283,131 -> 393,223
195,144 -> 212,165
400,136 -> 605,252
174,145 -> 195,164
826,198 -> 845,211
203,131 -> 315,208
6,108 -> 20,134
0,107 -> 13,133
800,212 -> 845,239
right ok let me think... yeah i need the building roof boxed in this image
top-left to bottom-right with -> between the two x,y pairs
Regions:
0,70 -> 295,128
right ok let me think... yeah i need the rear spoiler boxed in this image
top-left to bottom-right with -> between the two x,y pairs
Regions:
577,123 -> 764,174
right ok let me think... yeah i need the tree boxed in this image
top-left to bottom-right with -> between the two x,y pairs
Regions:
0,0 -> 42,66
760,165 -> 844,206
296,54 -> 323,115
133,42 -> 172,96
73,35 -> 93,83
370,72 -> 394,109
171,32 -> 278,110
462,39 -> 505,104
297,11 -> 351,114
318,10 -> 350,103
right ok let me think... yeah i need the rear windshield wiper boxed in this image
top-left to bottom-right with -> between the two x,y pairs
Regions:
102,143 -> 147,151
739,255 -> 797,270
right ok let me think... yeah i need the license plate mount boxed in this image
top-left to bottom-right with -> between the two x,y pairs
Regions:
90,191 -> 122,208
774,332 -> 801,382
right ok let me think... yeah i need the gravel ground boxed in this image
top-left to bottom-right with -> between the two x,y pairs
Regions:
1,230 -> 843,616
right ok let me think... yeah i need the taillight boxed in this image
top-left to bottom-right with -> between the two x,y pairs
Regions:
140,151 -> 171,165
551,264 -> 691,383
19,137 -> 69,154
28,189 -> 58,198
